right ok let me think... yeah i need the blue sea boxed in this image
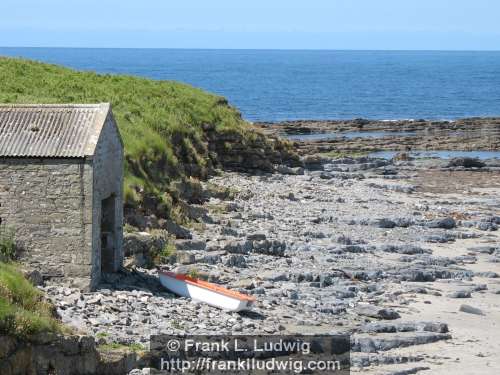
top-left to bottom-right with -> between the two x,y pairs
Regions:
1,48 -> 500,122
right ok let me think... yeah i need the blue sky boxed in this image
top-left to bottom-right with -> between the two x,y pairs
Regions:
1,0 -> 499,50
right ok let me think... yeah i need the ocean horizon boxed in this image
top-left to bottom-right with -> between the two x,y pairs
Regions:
1,47 -> 500,122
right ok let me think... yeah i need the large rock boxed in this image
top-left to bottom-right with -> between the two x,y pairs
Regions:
252,239 -> 287,257
379,244 -> 430,255
275,164 -> 305,175
447,157 -> 485,168
459,304 -> 484,315
123,232 -> 165,257
162,219 -> 192,239
175,239 -> 206,251
176,252 -> 196,265
356,304 -> 401,320
351,332 -> 451,353
224,254 -> 247,268
302,155 -> 326,170
123,232 -> 167,268
361,321 -> 448,334
425,217 -> 456,229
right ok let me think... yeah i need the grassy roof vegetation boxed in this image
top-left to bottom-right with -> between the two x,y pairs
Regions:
0,56 -> 262,221
0,262 -> 64,338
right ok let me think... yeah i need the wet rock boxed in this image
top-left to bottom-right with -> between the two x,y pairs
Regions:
400,269 -> 436,282
361,321 -> 449,334
447,157 -> 485,168
380,244 -> 430,255
425,217 -> 456,229
351,332 -> 451,353
356,304 -> 401,320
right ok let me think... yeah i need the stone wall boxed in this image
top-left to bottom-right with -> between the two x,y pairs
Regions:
0,158 -> 94,288
0,334 -> 136,375
90,113 -> 124,288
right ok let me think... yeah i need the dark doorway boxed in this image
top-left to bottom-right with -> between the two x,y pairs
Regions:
100,195 -> 116,273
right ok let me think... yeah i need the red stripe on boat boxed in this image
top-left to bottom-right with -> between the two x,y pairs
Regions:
160,271 -> 256,302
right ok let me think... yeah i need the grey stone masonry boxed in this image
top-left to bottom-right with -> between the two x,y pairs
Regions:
0,104 -> 124,290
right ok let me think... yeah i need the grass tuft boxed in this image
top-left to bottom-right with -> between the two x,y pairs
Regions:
0,262 -> 65,338
0,225 -> 16,261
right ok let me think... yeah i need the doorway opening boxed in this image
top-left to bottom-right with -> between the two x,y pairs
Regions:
100,195 -> 116,273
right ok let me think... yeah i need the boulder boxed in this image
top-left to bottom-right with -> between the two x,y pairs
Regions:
224,255 -> 247,268
356,304 -> 401,320
447,157 -> 485,168
161,219 -> 192,239
176,252 -> 196,265
459,304 -> 484,315
175,239 -> 206,251
425,217 -> 456,229
447,290 -> 471,298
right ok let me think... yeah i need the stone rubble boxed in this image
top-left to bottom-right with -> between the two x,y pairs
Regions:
40,155 -> 500,374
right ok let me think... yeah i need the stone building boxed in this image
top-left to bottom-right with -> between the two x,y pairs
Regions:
0,103 -> 123,290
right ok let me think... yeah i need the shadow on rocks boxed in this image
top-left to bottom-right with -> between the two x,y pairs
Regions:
99,268 -> 170,297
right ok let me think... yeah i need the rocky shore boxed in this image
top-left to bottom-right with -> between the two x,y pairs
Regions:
256,118 -> 500,155
42,149 -> 500,374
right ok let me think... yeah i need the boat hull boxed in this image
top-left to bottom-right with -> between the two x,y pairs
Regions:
159,272 -> 254,312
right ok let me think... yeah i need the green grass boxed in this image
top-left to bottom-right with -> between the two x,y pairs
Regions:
0,225 -> 16,261
0,262 -> 65,338
98,342 -> 145,352
160,242 -> 177,258
0,56 -> 274,220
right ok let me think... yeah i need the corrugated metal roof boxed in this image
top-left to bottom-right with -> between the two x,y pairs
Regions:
0,103 -> 110,158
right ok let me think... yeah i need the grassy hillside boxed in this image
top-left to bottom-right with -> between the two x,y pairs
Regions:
0,57 -> 297,222
0,262 -> 63,337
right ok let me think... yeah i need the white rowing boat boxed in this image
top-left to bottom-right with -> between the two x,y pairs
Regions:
159,271 -> 256,312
